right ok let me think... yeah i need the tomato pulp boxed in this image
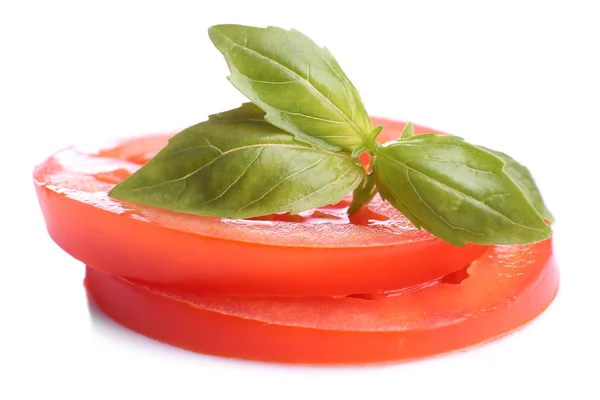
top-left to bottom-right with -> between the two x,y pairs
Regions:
85,239 -> 558,364
34,118 -> 485,295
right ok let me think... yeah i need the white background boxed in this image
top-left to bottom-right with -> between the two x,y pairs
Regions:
1,1 -> 599,399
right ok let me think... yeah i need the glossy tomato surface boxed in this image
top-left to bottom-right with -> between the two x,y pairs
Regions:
86,239 -> 558,364
34,118 -> 485,295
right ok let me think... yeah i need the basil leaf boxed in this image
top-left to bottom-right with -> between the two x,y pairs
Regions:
373,134 -> 552,246
480,147 -> 554,223
109,103 -> 365,218
348,172 -> 378,214
208,24 -> 373,152
400,122 -> 414,139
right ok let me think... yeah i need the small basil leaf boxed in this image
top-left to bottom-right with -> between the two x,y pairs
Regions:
109,103 -> 365,218
367,125 -> 384,148
400,122 -> 414,139
350,146 -> 368,159
348,172 -> 378,214
373,134 -> 552,246
480,147 -> 554,223
208,24 -> 373,152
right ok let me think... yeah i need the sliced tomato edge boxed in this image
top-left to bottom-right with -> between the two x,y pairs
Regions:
34,171 -> 456,250
86,241 -> 557,331
84,240 -> 559,364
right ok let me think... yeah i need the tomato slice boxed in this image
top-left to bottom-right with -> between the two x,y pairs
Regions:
34,118 -> 485,295
85,239 -> 558,364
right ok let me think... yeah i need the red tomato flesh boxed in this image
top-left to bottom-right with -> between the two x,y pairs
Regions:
85,239 -> 558,364
34,118 -> 485,295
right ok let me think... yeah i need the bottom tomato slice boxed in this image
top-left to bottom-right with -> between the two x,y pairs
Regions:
86,239 -> 558,364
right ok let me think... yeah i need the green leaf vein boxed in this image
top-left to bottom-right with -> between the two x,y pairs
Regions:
237,155 -> 328,211
285,167 -> 360,209
217,31 -> 363,136
199,147 -> 264,206
404,168 -> 484,237
122,143 -> 341,193
381,153 -> 548,234
376,168 -> 426,228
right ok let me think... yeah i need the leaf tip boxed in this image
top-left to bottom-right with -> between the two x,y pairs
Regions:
541,223 -> 553,239
207,25 -> 221,40
107,184 -> 125,200
400,121 -> 415,139
207,24 -> 233,47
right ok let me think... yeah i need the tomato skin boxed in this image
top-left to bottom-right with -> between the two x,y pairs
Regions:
34,118 -> 486,296
85,239 -> 558,364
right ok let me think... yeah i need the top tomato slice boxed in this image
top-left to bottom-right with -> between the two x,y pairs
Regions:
34,118 -> 486,295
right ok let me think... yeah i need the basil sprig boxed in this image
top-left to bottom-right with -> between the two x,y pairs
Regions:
110,24 -> 553,246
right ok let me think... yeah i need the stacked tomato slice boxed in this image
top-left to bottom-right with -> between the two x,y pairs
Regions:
33,118 -> 559,364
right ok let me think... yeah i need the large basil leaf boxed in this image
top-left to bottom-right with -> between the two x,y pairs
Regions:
109,103 -> 365,218
480,147 -> 554,223
373,134 -> 552,246
208,24 -> 373,152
